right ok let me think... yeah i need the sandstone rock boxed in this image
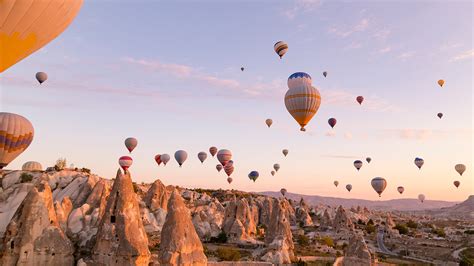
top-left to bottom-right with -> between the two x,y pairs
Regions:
0,183 -> 33,234
320,208 -> 333,229
55,196 -> 73,232
342,233 -> 372,266
144,179 -> 169,211
295,206 -> 313,227
333,206 -> 354,231
192,201 -> 224,239
222,197 -> 257,243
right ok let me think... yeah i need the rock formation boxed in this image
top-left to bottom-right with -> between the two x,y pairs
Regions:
320,208 -> 333,229
54,196 -> 73,232
222,196 -> 257,243
342,233 -> 372,266
144,179 -> 169,211
333,206 -> 354,231
0,183 -> 33,234
159,189 -> 207,265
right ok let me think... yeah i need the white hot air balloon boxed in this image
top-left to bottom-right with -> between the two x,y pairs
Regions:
418,194 -> 426,203
22,161 -> 42,171
174,150 -> 188,167
371,177 -> 387,197
160,154 -> 171,166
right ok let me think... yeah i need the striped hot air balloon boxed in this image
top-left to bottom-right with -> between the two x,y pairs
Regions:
118,156 -> 133,171
217,149 -> 232,167
0,0 -> 84,73
371,177 -> 387,197
224,163 -> 234,177
0,113 -> 34,169
274,41 -> 288,59
285,72 -> 321,131
22,161 -> 42,171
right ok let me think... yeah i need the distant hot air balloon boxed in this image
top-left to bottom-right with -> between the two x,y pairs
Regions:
154,154 -> 162,166
0,0 -> 84,73
455,164 -> 466,176
453,181 -> 460,188
271,170 -> 275,176
354,160 -> 363,171
118,156 -> 132,171
209,146 -> 218,157
323,71 -> 328,78
22,161 -> 42,171
273,164 -> 280,172
282,149 -> 289,157
437,113 -> 443,119
265,119 -> 273,128
35,72 -> 48,84
371,177 -> 387,197
334,180 -> 339,187
418,194 -> 426,203
227,177 -> 233,184
366,157 -> 372,164
438,79 -> 445,87
217,149 -> 232,167
224,163 -> 234,177
280,188 -> 287,196
174,150 -> 188,167
414,157 -> 424,170
274,41 -> 288,59
197,152 -> 207,164
328,118 -> 337,128
346,184 -> 352,192
356,96 -> 364,105
241,67 -> 244,71
216,164 -> 223,172
160,154 -> 171,166
0,113 -> 34,169
124,137 -> 137,153
285,72 -> 321,131
397,186 -> 405,194
248,171 -> 259,182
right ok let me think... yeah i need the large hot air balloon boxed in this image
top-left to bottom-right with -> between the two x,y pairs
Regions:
323,71 -> 328,78
282,149 -> 288,157
118,156 -> 132,171
354,160 -> 363,171
174,150 -> 188,167
217,149 -> 232,167
0,113 -> 34,169
334,180 -> 339,187
22,161 -> 42,171
35,72 -> 47,84
227,177 -> 233,184
356,96 -> 364,105
265,119 -> 273,128
0,0 -> 84,73
438,79 -> 445,87
241,67 -> 244,71
453,181 -> 460,188
346,184 -> 352,192
285,72 -> 321,131
280,188 -> 287,196
209,146 -> 218,157
437,113 -> 443,119
160,154 -> 171,166
248,171 -> 259,182
366,157 -> 372,164
418,194 -> 425,203
371,177 -> 387,197
397,186 -> 404,194
414,157 -> 424,170
273,164 -> 280,172
124,137 -> 137,153
274,41 -> 288,59
216,164 -> 223,172
271,170 -> 275,176
455,164 -> 466,176
197,152 -> 207,164
224,163 -> 234,177
328,118 -> 337,128
154,154 -> 162,166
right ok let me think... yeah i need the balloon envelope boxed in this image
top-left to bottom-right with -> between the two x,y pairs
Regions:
346,184 -> 352,192
354,160 -> 363,171
323,71 -> 327,77
227,177 -> 233,184
273,164 -> 280,172
328,118 -> 337,128
397,186 -> 404,194
209,146 -> 218,157
371,177 -> 387,197
248,171 -> 259,182
455,164 -> 466,176
274,41 -> 288,59
438,79 -> 445,87
366,157 -> 372,163
356,96 -> 364,105
174,150 -> 188,167
197,152 -> 207,164
265,119 -> 273,128
160,154 -> 171,166
418,194 -> 426,203
414,157 -> 424,169
280,188 -> 287,196
217,149 -> 232,167
0,113 -> 34,169
334,181 -> 339,187
35,72 -> 47,84
453,181 -> 460,188
118,156 -> 133,171
224,164 -> 234,177
216,164 -> 223,172
154,154 -> 162,166
437,113 -> 443,119
22,161 -> 42,171
282,149 -> 289,156
271,170 -> 275,176
124,137 -> 137,153
241,67 -> 244,71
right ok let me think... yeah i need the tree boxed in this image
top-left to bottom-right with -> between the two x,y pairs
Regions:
394,224 -> 408,235
367,219 -> 374,226
365,223 -> 376,234
406,220 -> 418,229
54,158 -> 67,171
297,235 -> 310,246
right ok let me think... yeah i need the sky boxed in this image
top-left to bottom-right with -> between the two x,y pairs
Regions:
1,0 -> 472,201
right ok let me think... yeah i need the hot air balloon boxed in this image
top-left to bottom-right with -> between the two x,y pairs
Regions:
437,113 -> 443,119
273,164 -> 280,172
328,118 -> 337,128
197,152 -> 207,164
216,164 -> 223,172
346,184 -> 352,192
227,177 -> 233,184
334,180 -> 339,187
455,164 -> 466,176
371,177 -> 387,197
35,72 -> 47,84
366,157 -> 372,164
453,181 -> 460,188
438,79 -> 445,87
154,154 -> 162,166
356,96 -> 364,105
280,188 -> 287,196
323,71 -> 328,78
418,194 -> 425,203
174,150 -> 188,167
0,0 -> 84,73
397,186 -> 405,194
118,156 -> 132,171
274,41 -> 288,59
248,171 -> 259,182
160,154 -> 171,166
22,161 -> 42,171
124,137 -> 137,153
414,157 -> 424,170
354,160 -> 363,171
241,67 -> 244,71
265,119 -> 273,128
0,113 -> 34,169
282,149 -> 289,157
224,163 -> 234,177
217,149 -> 232,167
209,146 -> 218,157
271,170 -> 275,176
285,72 -> 321,131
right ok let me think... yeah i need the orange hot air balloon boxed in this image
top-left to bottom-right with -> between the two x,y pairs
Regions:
0,113 -> 34,169
438,79 -> 445,87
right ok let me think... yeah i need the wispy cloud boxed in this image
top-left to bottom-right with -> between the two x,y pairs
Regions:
450,49 -> 474,62
325,131 -> 336,137
373,29 -> 391,41
282,0 -> 322,20
344,41 -> 363,50
381,129 -> 471,141
321,154 -> 359,159
377,46 -> 392,54
398,51 -> 415,61
328,18 -> 370,38
344,132 -> 353,140
320,89 -> 399,112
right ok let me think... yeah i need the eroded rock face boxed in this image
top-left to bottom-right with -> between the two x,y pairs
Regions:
92,169 -> 150,266
222,197 -> 257,243
55,196 -> 73,232
144,179 -> 169,212
342,233 -> 372,266
0,183 -> 33,235
192,200 -> 225,239
159,190 -> 207,265
1,181 -> 75,266
320,208 -> 333,229
333,206 -> 354,232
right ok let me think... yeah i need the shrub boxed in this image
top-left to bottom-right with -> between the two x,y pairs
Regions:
132,182 -> 140,193
54,158 -> 67,171
394,224 -> 409,235
209,231 -> 227,243
321,236 -> 334,247
216,247 -> 241,261
357,219 -> 366,225
297,234 -> 310,246
367,219 -> 374,226
365,223 -> 376,234
81,168 -> 91,174
406,220 -> 418,229
464,230 -> 474,235
20,173 -> 33,183
432,228 -> 446,238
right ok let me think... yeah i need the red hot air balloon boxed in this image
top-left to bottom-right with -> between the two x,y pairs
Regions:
453,181 -> 460,188
328,118 -> 337,128
356,96 -> 364,105
217,149 -> 232,167
209,146 -> 218,157
227,177 -> 233,184
154,154 -> 162,166
119,156 -> 133,171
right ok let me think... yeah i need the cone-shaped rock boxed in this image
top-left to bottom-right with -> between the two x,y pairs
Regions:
144,179 -> 169,211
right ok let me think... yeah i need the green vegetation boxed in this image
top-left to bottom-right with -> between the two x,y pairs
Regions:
406,220 -> 418,229
431,227 -> 446,238
365,223 -> 376,234
20,173 -> 33,183
320,236 -> 334,247
297,234 -> 310,246
394,224 -> 409,235
464,229 -> 474,235
209,231 -> 227,243
216,247 -> 241,261
80,167 -> 91,174
54,158 -> 67,171
460,248 -> 474,266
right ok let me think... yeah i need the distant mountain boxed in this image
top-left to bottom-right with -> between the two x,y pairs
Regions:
258,191 -> 459,211
425,195 -> 474,219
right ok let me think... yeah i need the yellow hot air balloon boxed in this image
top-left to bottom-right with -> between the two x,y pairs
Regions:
0,0 -> 84,73
438,79 -> 445,87
0,112 -> 34,169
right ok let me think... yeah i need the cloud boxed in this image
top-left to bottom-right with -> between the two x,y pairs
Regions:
344,41 -> 363,50
321,154 -> 359,159
328,18 -> 370,38
450,49 -> 474,62
398,52 -> 415,60
377,46 -> 392,54
283,0 -> 322,20
320,89 -> 399,112
344,132 -> 353,140
381,129 -> 472,141
122,57 -> 193,77
373,29 -> 391,41
325,131 -> 336,137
